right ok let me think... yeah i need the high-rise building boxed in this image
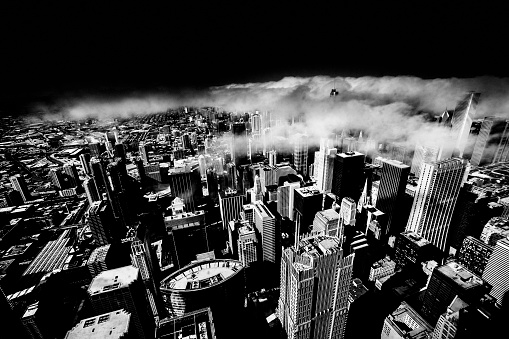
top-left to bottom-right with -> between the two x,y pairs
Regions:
232,122 -> 248,166
421,261 -> 489,325
83,177 -> 100,205
339,197 -> 356,226
157,308 -> 216,339
480,216 -> 509,246
138,142 -> 150,164
312,208 -> 341,237
63,164 -> 80,187
381,302 -> 433,339
331,151 -> 365,203
313,138 -> 337,193
394,231 -> 437,270
254,200 -> 279,263
375,159 -> 410,237
49,168 -> 65,189
241,204 -> 255,227
432,296 -> 469,339
79,153 -> 91,175
167,165 -> 203,212
268,150 -> 277,166
406,158 -> 468,253
88,201 -> 117,246
64,309 -> 132,339
198,155 -> 207,178
481,237 -> 509,306
252,112 -> 261,135
294,186 -> 323,237
450,92 -> 481,158
471,117 -> 508,166
219,189 -> 244,230
278,234 -> 354,339
277,181 -> 301,221
456,236 -> 493,277
237,224 -> 258,266
492,120 -> 509,163
10,174 -> 31,203
410,143 -> 453,178
87,266 -> 154,339
293,134 -> 308,176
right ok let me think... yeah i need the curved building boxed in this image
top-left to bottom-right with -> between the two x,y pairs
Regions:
160,259 -> 245,320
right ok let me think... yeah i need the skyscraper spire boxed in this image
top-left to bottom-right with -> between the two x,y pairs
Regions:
330,79 -> 339,97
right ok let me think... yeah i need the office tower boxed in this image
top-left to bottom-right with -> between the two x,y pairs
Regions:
138,142 -> 150,164
293,134 -> 308,176
232,122 -> 248,166
364,205 -> 387,240
165,206 -> 208,269
62,164 -> 80,187
181,133 -> 192,150
226,162 -> 237,189
432,296 -> 469,339
450,92 -> 481,158
237,224 -> 258,266
219,188 -> 244,230
80,153 -> 91,174
90,157 -> 106,192
228,219 -> 249,258
492,120 -> 509,162
86,244 -> 113,277
89,142 -> 103,158
160,260 -> 245,338
294,186 -> 323,237
131,238 -> 160,322
313,138 -> 337,192
254,200 -> 279,263
406,158 -> 468,253
394,231 -> 437,270
375,159 -> 410,237
206,168 -> 219,202
252,112 -> 261,135
241,203 -> 255,227
381,302 -> 433,339
251,175 -> 263,202
278,234 -> 354,339
421,261 -> 489,325
49,168 -> 65,189
87,266 -> 154,339
339,197 -> 356,226
269,150 -> 277,166
277,181 -> 301,220
198,155 -> 207,178
167,165 -> 203,212
143,162 -> 161,182
10,174 -> 31,203
369,256 -> 396,282
480,216 -> 509,245
482,237 -> 509,306
83,177 -> 100,205
157,308 -> 216,339
456,236 -> 493,277
471,117 -> 507,166
88,201 -> 118,245
331,151 -> 365,203
64,309 -> 132,339
114,142 -> 126,162
312,208 -> 341,238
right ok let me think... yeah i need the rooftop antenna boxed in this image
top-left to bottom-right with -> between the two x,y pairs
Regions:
330,78 -> 339,97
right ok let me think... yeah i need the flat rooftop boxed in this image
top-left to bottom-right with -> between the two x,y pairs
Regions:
297,235 -> 341,257
295,186 -> 322,197
161,260 -> 243,291
401,231 -> 430,247
65,309 -> 130,339
438,261 -> 484,290
317,209 -> 340,222
88,265 -> 139,296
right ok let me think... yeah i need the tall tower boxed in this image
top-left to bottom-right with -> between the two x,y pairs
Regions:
293,134 -> 309,176
482,237 -> 509,306
254,200 -> 279,263
277,180 -> 301,221
492,120 -> 509,163
313,138 -> 337,193
470,117 -> 508,166
450,92 -> 481,158
83,177 -> 101,205
331,152 -> 365,203
375,159 -> 410,237
278,234 -> 354,339
219,189 -> 244,230
232,122 -> 248,166
406,158 -> 468,253
10,174 -> 31,203
269,150 -> 277,166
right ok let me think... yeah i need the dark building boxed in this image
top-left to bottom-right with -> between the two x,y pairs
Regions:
331,151 -> 365,203
470,117 -> 508,166
375,159 -> 410,237
394,231 -> 438,270
421,261 -> 491,325
88,200 -> 120,245
157,308 -> 216,339
167,165 -> 203,212
114,142 -> 126,162
232,122 -> 248,167
293,185 -> 323,237
456,236 -> 494,277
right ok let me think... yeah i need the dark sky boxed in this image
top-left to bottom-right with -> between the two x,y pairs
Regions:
0,3 -> 508,112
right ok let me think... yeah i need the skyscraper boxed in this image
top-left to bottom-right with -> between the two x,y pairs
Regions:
456,236 -> 493,277
269,150 -> 277,166
293,134 -> 308,176
10,174 -> 31,203
63,164 -> 80,187
406,158 -> 468,253
492,120 -> 509,163
219,189 -> 244,230
312,208 -> 341,238
237,224 -> 258,266
375,159 -> 410,237
277,180 -> 301,221
470,117 -> 508,166
331,151 -> 365,203
88,201 -> 118,245
313,138 -> 337,193
482,237 -> 509,306
254,200 -> 279,263
450,92 -> 481,158
80,153 -> 91,175
339,197 -> 356,226
294,186 -> 324,237
83,177 -> 101,205
232,122 -> 248,166
87,266 -> 154,339
278,234 -> 354,339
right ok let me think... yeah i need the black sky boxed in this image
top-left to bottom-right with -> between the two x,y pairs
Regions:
0,3 -> 508,113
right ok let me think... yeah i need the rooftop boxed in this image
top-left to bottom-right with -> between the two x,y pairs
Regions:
401,231 -> 431,247
161,259 -> 243,291
65,309 -> 131,339
295,185 -> 322,197
88,265 -> 139,296
296,235 -> 342,257
389,302 -> 432,339
438,261 -> 485,290
316,209 -> 340,222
